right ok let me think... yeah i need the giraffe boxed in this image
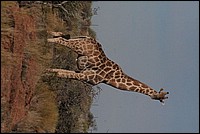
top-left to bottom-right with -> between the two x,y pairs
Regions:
45,31 -> 169,104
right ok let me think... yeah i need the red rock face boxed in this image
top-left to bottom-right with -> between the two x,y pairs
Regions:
1,3 -> 38,132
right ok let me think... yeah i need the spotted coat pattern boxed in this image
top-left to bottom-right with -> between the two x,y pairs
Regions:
46,32 -> 169,103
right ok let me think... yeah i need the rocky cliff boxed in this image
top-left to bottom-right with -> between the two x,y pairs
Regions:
1,1 -> 97,133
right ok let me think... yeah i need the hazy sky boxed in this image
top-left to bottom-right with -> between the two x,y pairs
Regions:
90,1 -> 199,133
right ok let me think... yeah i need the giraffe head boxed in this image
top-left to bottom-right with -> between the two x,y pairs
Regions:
150,88 -> 169,104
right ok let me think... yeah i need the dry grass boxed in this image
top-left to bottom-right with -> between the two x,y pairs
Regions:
33,83 -> 58,132
11,82 -> 58,133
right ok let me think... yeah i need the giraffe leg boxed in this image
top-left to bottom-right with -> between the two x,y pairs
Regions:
47,31 -> 99,56
48,31 -> 88,39
47,31 -> 64,36
47,37 -> 63,43
45,69 -> 85,80
45,68 -> 98,85
47,37 -> 97,56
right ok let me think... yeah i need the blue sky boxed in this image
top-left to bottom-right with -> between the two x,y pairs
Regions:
90,1 -> 199,133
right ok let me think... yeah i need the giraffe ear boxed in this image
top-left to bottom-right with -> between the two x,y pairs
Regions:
159,88 -> 164,93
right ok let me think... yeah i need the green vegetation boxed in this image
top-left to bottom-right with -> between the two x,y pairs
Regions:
1,1 -> 97,133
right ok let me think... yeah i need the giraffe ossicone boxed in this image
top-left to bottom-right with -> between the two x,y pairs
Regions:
45,31 -> 169,104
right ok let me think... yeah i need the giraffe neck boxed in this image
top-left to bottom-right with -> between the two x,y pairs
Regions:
106,73 -> 157,98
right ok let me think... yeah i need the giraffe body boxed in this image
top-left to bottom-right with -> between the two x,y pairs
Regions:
46,31 -> 169,103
